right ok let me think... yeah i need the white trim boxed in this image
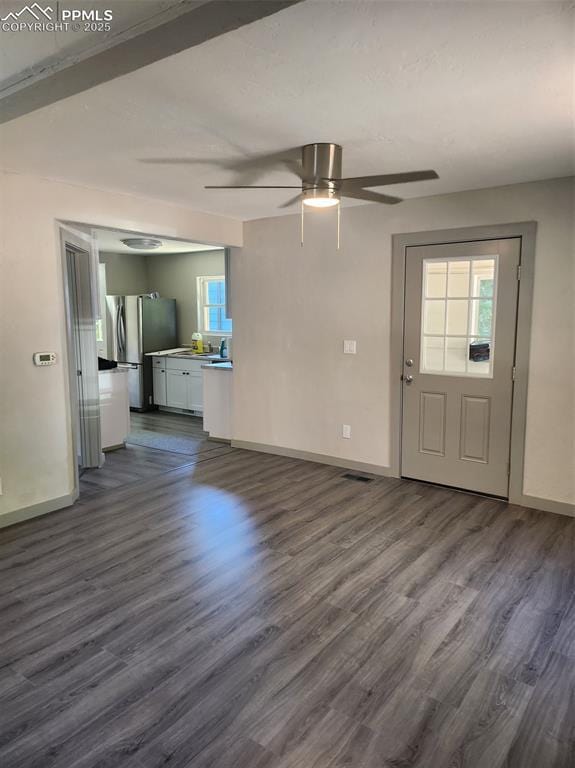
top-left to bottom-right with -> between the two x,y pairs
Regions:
0,494 -> 76,529
231,440 -> 394,477
514,495 -> 575,518
390,221 -> 537,508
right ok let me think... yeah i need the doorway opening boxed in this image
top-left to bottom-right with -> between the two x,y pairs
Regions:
60,223 -> 234,500
391,222 -> 536,506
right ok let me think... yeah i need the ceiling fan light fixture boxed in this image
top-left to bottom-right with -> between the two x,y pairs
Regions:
302,188 -> 340,208
121,237 -> 163,250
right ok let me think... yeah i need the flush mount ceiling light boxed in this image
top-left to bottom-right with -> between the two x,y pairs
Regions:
121,237 -> 163,250
204,143 -> 439,248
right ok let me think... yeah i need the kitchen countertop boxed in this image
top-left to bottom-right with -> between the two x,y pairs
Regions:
202,362 -> 233,370
146,347 -> 189,356
146,348 -> 231,362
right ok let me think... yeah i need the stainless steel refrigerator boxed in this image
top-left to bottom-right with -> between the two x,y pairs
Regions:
106,295 -> 177,410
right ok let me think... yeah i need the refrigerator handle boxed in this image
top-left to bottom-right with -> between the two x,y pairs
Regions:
115,303 -> 122,356
119,303 -> 126,354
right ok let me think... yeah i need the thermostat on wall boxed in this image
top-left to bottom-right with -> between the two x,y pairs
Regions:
33,352 -> 57,366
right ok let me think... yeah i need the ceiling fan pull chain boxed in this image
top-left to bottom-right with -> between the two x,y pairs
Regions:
337,203 -> 341,250
301,199 -> 305,247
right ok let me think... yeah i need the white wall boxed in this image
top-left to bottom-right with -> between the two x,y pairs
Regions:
0,172 -> 242,523
232,177 -> 574,506
146,249 -> 226,345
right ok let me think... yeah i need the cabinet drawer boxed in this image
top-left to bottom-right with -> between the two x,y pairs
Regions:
166,357 -> 204,372
152,356 -> 166,368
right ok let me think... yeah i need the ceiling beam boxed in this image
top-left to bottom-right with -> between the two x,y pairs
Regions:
0,0 -> 304,125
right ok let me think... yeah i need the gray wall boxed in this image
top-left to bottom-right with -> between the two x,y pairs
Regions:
146,249 -> 225,346
98,249 -> 226,346
231,177 -> 575,507
99,251 -> 149,295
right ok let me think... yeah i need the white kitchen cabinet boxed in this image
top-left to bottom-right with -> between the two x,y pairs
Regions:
166,369 -> 188,409
161,357 -> 205,412
153,366 -> 167,406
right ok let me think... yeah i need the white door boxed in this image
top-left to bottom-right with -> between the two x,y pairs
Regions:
401,238 -> 520,497
166,370 -> 187,409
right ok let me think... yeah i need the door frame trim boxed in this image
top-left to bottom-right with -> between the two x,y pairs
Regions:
59,223 -> 103,503
390,221 -> 537,506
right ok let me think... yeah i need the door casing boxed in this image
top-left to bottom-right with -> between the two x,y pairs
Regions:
390,221 -> 536,506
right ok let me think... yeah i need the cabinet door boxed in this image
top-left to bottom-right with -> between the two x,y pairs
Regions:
166,370 -> 188,409
187,373 -> 203,411
153,368 -> 167,406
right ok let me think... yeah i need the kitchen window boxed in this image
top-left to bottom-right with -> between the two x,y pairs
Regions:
197,276 -> 232,334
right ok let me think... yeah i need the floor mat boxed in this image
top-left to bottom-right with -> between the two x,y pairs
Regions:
127,429 -> 222,456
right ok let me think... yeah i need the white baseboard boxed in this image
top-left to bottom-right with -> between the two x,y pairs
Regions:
0,493 -> 77,529
511,493 -> 575,518
232,440 -> 575,518
231,440 -> 394,477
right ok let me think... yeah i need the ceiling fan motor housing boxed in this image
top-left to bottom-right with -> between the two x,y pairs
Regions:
302,143 -> 342,187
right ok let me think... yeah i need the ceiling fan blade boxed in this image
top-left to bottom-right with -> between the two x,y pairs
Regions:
342,188 -> 402,205
339,170 -> 439,188
278,193 -> 302,209
204,185 -> 303,189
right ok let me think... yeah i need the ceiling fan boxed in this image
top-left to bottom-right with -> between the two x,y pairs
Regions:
205,143 -> 439,208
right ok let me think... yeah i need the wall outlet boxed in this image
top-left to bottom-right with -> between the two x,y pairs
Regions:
343,340 -> 357,354
342,424 -> 351,439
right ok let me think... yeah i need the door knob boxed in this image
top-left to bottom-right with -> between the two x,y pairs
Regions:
404,374 -> 414,384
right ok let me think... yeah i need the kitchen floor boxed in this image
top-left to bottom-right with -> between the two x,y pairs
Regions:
2,447 -> 574,767
80,411 -> 231,497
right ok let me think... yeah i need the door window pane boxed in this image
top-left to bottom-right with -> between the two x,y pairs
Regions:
423,300 -> 445,334
420,256 -> 496,377
472,260 -> 495,296
446,300 -> 469,335
445,337 -> 467,373
470,298 -> 493,338
425,261 -> 447,297
422,336 -> 444,371
447,260 -> 470,297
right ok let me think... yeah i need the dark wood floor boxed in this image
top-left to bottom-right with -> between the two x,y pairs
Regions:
2,442 -> 575,767
80,411 -> 232,497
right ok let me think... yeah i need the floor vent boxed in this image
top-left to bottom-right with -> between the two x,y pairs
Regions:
342,472 -> 374,483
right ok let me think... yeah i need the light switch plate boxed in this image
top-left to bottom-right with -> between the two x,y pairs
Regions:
343,340 -> 357,354
342,424 -> 351,439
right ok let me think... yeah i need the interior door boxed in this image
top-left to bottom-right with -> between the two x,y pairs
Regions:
64,245 -> 102,469
401,238 -> 520,497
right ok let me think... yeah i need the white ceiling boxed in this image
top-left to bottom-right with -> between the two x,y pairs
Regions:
94,227 -> 222,255
1,0 -> 573,220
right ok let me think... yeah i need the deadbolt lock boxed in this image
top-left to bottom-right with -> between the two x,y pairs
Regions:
405,358 -> 414,367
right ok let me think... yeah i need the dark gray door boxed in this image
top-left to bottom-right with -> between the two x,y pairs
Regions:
401,238 -> 520,497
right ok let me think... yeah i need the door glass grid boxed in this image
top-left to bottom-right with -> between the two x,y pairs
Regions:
421,256 -> 497,377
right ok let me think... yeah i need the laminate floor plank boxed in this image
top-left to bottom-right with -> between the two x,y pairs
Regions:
1,440 -> 574,768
